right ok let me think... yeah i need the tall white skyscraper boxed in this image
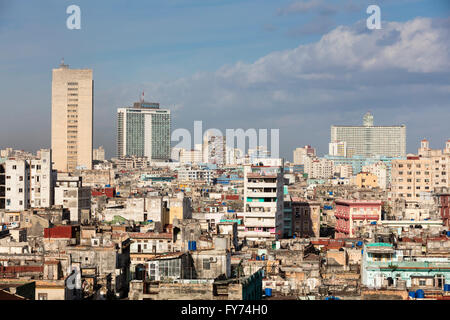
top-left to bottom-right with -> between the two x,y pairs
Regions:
330,112 -> 406,158
117,101 -> 171,161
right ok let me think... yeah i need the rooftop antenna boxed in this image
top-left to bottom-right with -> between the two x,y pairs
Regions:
60,58 -> 69,68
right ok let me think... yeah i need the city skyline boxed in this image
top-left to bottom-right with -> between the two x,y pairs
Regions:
1,1 -> 450,304
0,1 -> 449,160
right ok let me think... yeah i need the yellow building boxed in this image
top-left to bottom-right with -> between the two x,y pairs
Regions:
163,194 -> 192,226
356,172 -> 378,189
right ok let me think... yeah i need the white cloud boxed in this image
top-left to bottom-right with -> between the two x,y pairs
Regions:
128,17 -> 450,156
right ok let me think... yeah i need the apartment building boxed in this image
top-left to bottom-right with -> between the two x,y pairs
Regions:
362,161 -> 388,189
291,198 -> 321,238
93,146 -> 105,161
5,159 -> 30,211
54,173 -> 91,223
2,149 -> 53,211
179,148 -> 203,165
293,145 -> 316,165
304,157 -> 333,179
355,172 -> 378,189
243,163 -> 284,242
334,200 -> 382,239
30,149 -> 53,208
391,139 -> 450,202
203,133 -> 226,165
177,169 -> 213,184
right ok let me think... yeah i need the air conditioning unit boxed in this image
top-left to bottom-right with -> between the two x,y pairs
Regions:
91,238 -> 99,246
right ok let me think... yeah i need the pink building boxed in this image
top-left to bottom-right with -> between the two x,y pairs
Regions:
334,200 -> 382,239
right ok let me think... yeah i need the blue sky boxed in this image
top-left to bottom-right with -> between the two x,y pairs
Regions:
0,0 -> 449,159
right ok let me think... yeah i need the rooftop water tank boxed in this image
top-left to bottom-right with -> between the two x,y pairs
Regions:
408,291 -> 416,299
357,241 -> 363,246
444,284 -> 450,292
416,289 -> 425,299
265,288 -> 272,297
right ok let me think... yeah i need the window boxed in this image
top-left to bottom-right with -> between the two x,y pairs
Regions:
203,258 -> 211,270
38,293 -> 48,300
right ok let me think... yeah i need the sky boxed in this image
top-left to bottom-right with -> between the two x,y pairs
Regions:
0,0 -> 449,160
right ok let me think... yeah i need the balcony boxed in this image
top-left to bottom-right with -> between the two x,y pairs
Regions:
246,182 -> 277,188
243,231 -> 273,239
242,211 -> 275,218
335,211 -> 349,220
246,192 -> 277,198
352,215 -> 379,220
247,201 -> 277,208
244,221 -> 276,228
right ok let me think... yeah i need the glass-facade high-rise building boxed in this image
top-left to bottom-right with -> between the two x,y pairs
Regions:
117,101 -> 171,161
330,112 -> 406,158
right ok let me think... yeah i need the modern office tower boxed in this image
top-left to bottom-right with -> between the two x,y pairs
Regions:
93,146 -> 105,161
243,161 -> 284,242
293,145 -> 316,165
52,60 -> 93,172
330,112 -> 406,158
5,159 -> 30,211
117,101 -> 171,162
30,149 -> 53,208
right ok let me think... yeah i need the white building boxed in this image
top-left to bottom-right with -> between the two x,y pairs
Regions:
331,112 -> 406,158
329,141 -> 347,157
243,162 -> 284,242
3,149 -> 54,211
93,146 -> 105,161
334,164 -> 353,179
225,147 -> 244,165
54,173 -> 91,223
362,162 -> 388,189
304,157 -> 334,179
177,169 -> 213,184
203,133 -> 226,165
30,149 -> 53,208
179,148 -> 203,165
117,101 -> 171,161
5,159 -> 29,211
293,145 -> 316,165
